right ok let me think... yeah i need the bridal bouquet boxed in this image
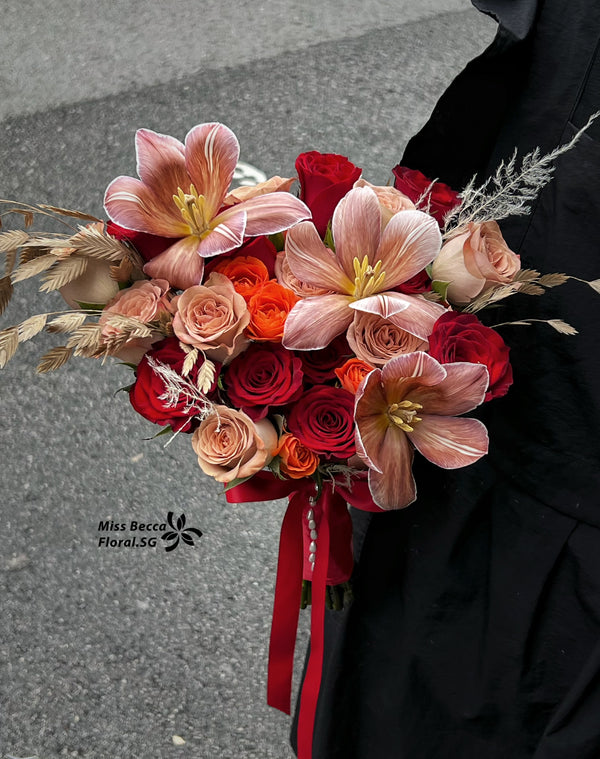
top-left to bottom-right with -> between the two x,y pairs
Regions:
1,120 -> 594,759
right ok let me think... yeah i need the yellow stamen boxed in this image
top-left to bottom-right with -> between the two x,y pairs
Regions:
173,183 -> 211,236
352,255 -> 386,299
387,399 -> 423,432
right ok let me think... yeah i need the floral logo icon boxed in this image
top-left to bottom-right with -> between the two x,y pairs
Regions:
161,512 -> 203,552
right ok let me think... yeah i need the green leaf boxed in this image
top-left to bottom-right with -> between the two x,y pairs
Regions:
431,280 -> 451,302
269,232 -> 286,252
425,264 -> 433,278
113,383 -> 134,396
223,474 -> 254,492
117,362 -> 138,370
143,425 -> 174,440
75,300 -> 106,311
268,456 -> 285,480
323,222 -> 335,251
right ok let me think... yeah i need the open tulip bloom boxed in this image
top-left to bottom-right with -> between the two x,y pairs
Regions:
104,123 -> 310,290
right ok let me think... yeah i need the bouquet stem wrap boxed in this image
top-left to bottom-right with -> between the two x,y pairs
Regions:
226,471 -> 378,758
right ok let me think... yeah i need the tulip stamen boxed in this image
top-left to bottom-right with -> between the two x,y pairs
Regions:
352,255 -> 386,299
388,400 -> 423,432
173,184 -> 210,236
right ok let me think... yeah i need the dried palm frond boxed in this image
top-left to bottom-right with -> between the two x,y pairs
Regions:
37,346 -> 74,373
39,256 -> 89,292
18,314 -> 48,342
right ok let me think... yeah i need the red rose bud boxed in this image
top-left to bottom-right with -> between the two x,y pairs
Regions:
224,343 -> 304,420
288,385 -> 356,460
129,337 -> 220,431
298,333 -> 353,386
391,166 -> 461,228
428,312 -> 513,401
295,151 -> 362,237
107,221 -> 173,262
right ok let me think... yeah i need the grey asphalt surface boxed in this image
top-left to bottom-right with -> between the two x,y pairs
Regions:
0,4 -> 496,758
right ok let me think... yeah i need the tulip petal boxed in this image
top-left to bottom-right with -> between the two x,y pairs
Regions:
282,294 -> 353,350
411,361 -> 489,416
332,187 -> 382,279
184,123 -> 240,218
197,210 -> 247,258
366,431 -> 416,510
238,193 -> 311,236
104,175 -> 190,237
378,210 -> 442,288
432,232 -> 484,304
143,236 -> 205,290
381,351 -> 447,387
285,221 -> 352,292
352,292 -> 446,341
135,128 -> 188,195
409,415 -> 488,469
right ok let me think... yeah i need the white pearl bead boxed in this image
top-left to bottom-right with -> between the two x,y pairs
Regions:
309,553 -> 316,563
307,509 -> 314,520
310,529 -> 318,540
309,541 -> 317,553
308,520 -> 316,529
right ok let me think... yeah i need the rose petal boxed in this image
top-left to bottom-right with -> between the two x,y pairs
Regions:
282,294 -> 353,350
409,415 -> 489,469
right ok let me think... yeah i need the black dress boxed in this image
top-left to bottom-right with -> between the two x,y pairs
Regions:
293,1 -> 600,756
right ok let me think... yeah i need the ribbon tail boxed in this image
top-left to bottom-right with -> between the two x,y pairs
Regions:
297,488 -> 334,759
267,490 -> 305,714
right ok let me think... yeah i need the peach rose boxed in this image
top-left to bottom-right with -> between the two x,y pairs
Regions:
334,357 -> 375,394
274,252 -> 334,297
223,176 -> 296,205
275,433 -> 319,479
171,272 -> 250,363
432,221 -> 521,305
192,406 -> 278,483
347,311 -> 428,367
353,178 -> 416,224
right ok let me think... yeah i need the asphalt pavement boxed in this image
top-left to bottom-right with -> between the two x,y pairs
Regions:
0,3 -> 496,758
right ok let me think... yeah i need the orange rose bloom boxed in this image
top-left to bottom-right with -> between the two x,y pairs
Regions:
246,280 -> 299,341
335,357 -> 375,393
276,433 -> 319,479
212,255 -> 270,300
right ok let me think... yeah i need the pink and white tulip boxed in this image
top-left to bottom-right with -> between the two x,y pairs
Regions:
104,123 -> 310,290
282,186 -> 446,350
354,351 -> 489,510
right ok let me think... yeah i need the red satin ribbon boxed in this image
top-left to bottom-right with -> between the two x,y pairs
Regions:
226,472 -> 382,758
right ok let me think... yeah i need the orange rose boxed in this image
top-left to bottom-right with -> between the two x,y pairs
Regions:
276,433 -> 319,479
211,255 -> 270,300
246,280 -> 299,341
334,357 -> 375,393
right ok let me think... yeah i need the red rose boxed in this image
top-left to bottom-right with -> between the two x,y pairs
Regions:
107,221 -> 172,262
129,337 -> 220,431
395,268 -> 432,295
428,312 -> 513,401
224,343 -> 304,420
392,166 -> 461,228
298,333 -> 353,386
288,385 -> 356,460
295,151 -> 362,237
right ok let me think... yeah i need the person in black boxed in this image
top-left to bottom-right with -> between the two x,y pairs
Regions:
293,0 -> 600,756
